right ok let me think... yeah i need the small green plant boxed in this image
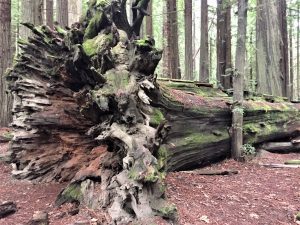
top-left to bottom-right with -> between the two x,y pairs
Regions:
241,144 -> 256,156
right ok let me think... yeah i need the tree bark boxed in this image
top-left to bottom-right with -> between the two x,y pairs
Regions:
184,0 -> 193,80
277,0 -> 289,98
145,0 -> 152,36
20,0 -> 43,39
0,0 -> 12,126
45,0 -> 54,28
166,0 -> 180,79
289,8 -> 294,100
232,0 -> 247,160
217,0 -> 232,90
57,0 -> 68,27
68,0 -> 82,26
199,0 -> 209,83
256,0 -> 284,96
296,3 -> 300,101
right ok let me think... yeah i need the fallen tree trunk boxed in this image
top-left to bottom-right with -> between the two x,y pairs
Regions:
292,136 -> 300,144
261,142 -> 300,153
5,1 -> 300,224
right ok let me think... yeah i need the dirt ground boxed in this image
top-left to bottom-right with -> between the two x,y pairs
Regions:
0,133 -> 300,224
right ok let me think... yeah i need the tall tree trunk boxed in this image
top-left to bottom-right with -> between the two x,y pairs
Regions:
277,0 -> 289,98
166,0 -> 180,79
162,1 -> 169,77
256,0 -> 283,96
20,0 -> 43,39
145,0 -> 152,36
209,37 -> 213,79
192,1 -> 196,76
126,0 -> 134,25
298,3 -> 300,100
249,28 -> 254,92
184,0 -> 193,80
232,0 -> 248,160
0,0 -> 12,126
45,0 -> 54,27
68,0 -> 82,26
216,0 -> 232,90
290,8 -> 294,100
57,0 -> 68,27
200,0 -> 209,82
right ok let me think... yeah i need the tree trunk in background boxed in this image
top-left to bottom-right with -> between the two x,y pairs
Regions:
232,0 -> 247,161
145,0 -> 152,36
166,0 -> 180,79
256,0 -> 283,96
162,1 -> 169,77
209,37 -> 213,78
192,1 -> 196,75
0,0 -> 12,126
277,0 -> 289,98
45,0 -> 54,27
184,0 -> 193,80
57,0 -> 68,27
126,0 -> 134,25
20,0 -> 43,39
217,0 -> 232,90
68,0 -> 82,26
298,3 -> 300,100
200,0 -> 209,83
290,8 -> 294,100
249,28 -> 254,92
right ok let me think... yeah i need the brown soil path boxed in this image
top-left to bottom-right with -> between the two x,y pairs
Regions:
166,151 -> 300,225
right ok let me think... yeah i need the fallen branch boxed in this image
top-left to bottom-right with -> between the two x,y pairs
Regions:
183,169 -> 238,176
284,160 -> 300,165
260,163 -> 300,168
0,202 -> 17,219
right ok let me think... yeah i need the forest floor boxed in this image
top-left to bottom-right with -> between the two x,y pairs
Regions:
0,128 -> 300,225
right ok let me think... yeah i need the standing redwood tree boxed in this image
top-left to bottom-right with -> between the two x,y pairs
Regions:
200,0 -> 209,83
298,3 -> 300,100
256,0 -> 283,96
20,0 -> 43,39
57,0 -> 68,27
216,0 -> 232,90
45,0 -> 54,28
145,0 -> 153,36
166,0 -> 180,79
0,0 -> 12,126
277,0 -> 289,98
184,0 -> 193,80
68,0 -> 82,26
232,0 -> 248,160
289,8 -> 294,100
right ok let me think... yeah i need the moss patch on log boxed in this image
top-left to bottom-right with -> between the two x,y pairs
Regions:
84,11 -> 108,40
56,183 -> 83,206
83,32 -> 113,56
150,108 -> 165,127
177,131 -> 229,147
159,81 -> 228,97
